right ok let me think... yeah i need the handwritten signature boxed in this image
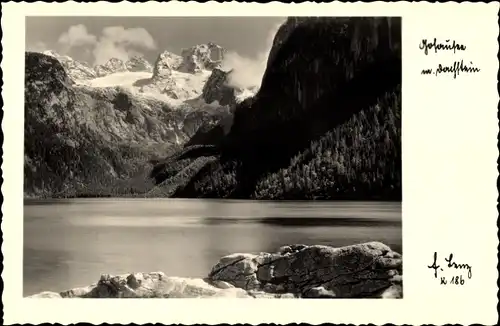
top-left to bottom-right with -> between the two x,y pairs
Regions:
428,252 -> 472,282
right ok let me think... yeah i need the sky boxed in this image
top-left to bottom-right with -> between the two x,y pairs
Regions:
25,16 -> 286,66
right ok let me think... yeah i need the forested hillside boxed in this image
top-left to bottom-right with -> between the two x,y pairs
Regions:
164,17 -> 402,200
26,17 -> 402,201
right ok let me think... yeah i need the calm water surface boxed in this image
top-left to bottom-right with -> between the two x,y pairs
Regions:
24,199 -> 401,296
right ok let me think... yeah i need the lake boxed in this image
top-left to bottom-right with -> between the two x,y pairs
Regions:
23,199 -> 401,297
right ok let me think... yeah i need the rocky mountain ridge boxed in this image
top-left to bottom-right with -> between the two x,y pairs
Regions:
24,49 -> 237,198
42,42 -> 227,81
41,43 -> 254,105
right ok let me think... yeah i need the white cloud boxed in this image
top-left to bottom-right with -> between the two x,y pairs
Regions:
57,24 -> 157,65
102,26 -> 156,50
93,26 -> 157,65
221,52 -> 267,89
58,24 -> 97,52
221,20 -> 285,89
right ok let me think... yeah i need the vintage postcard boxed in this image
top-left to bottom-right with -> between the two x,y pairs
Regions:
1,1 -> 498,325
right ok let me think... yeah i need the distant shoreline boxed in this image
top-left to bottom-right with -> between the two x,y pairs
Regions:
24,195 -> 402,202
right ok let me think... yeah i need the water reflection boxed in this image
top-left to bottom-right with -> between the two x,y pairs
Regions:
204,216 -> 401,227
24,199 -> 401,296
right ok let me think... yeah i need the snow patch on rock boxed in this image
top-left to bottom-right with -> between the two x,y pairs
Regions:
42,50 -> 97,81
125,56 -> 153,73
178,43 -> 225,73
95,58 -> 128,77
152,51 -> 183,79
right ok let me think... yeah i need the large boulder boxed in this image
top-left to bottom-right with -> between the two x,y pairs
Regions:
208,241 -> 402,298
28,242 -> 402,299
28,272 -> 294,299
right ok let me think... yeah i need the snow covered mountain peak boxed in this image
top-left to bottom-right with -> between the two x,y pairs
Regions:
152,51 -> 183,79
126,55 -> 154,73
41,50 -> 97,81
94,57 -> 128,77
42,50 -> 65,59
178,43 -> 226,73
35,45 -> 256,106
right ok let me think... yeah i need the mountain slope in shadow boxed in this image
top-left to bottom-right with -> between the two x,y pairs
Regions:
154,17 -> 402,200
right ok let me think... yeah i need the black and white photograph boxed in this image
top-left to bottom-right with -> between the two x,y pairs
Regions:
23,16 -> 402,299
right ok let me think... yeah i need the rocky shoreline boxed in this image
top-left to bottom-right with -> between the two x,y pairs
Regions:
29,241 -> 402,299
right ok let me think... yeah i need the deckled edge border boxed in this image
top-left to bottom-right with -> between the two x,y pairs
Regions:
496,5 -> 500,326
0,2 -> 498,326
0,2 -> 5,325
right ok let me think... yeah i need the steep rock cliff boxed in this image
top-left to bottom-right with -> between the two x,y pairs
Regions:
169,17 -> 402,199
201,68 -> 237,107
